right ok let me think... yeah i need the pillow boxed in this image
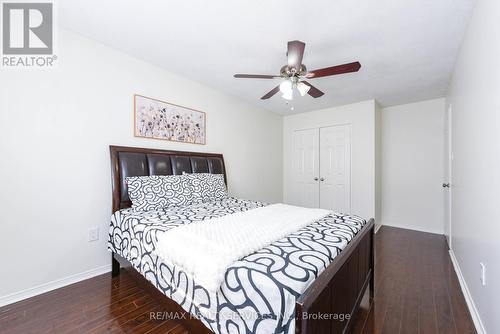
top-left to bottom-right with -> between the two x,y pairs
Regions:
183,173 -> 228,203
126,175 -> 193,211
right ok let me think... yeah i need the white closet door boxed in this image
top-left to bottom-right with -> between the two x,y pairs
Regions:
290,128 -> 320,208
319,125 -> 351,213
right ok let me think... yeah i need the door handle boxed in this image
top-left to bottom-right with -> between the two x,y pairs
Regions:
320,177 -> 325,182
442,183 -> 450,188
314,177 -> 319,181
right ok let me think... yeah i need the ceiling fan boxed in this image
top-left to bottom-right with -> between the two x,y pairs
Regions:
234,40 -> 361,100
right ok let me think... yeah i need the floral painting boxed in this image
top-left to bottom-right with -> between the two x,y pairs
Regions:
134,94 -> 206,144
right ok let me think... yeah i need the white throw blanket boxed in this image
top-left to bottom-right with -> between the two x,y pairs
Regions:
155,203 -> 330,292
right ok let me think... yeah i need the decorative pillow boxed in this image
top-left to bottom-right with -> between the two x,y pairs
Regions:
183,173 -> 228,203
126,175 -> 193,211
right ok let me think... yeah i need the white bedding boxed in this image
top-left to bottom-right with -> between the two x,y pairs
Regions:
155,203 -> 330,291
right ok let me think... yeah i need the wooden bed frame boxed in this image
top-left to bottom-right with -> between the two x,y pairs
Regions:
109,145 -> 375,334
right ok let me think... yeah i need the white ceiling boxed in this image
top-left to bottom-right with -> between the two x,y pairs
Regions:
59,0 -> 476,114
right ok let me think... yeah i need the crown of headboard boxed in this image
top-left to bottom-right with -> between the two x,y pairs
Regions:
110,145 -> 227,212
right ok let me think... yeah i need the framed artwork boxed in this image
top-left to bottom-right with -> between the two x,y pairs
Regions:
134,94 -> 206,145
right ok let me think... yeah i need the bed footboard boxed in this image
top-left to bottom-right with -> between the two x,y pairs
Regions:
295,218 -> 375,334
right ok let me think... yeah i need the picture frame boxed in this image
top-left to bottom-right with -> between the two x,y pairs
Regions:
134,94 -> 206,145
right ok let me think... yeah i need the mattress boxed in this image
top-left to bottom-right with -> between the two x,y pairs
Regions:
108,197 -> 366,334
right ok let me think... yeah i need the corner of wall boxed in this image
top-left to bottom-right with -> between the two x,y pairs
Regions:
374,100 -> 382,225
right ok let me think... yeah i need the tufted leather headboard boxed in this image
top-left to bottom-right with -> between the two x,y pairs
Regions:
110,145 -> 227,212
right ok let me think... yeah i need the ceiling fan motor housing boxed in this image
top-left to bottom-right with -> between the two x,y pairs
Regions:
280,64 -> 307,78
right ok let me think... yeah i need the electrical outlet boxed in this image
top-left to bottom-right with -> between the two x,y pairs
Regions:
88,227 -> 99,242
480,262 -> 486,286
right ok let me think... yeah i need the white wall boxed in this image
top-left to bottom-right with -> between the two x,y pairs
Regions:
0,29 -> 283,303
283,100 -> 379,222
446,0 -> 500,332
375,102 -> 382,227
380,98 -> 445,234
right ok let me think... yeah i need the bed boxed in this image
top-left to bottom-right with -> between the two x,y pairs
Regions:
109,145 -> 375,334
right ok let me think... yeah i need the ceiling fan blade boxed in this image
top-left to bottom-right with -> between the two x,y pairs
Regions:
234,74 -> 281,79
302,81 -> 324,98
261,86 -> 280,100
287,40 -> 306,70
306,61 -> 361,79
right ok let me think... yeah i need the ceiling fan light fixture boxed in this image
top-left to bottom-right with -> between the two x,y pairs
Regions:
279,80 -> 293,95
296,82 -> 310,96
282,90 -> 293,100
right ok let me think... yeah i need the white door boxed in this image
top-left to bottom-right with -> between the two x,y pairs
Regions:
291,128 -> 320,208
444,105 -> 453,248
319,125 -> 351,213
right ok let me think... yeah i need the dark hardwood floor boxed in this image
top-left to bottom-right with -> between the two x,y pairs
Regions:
0,226 -> 476,334
351,226 -> 476,334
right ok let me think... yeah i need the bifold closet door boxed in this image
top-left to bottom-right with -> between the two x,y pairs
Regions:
290,128 -> 320,208
319,125 -> 351,213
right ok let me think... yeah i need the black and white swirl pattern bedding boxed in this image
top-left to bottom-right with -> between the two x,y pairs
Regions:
126,175 -> 194,211
183,173 -> 228,203
108,197 -> 366,334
